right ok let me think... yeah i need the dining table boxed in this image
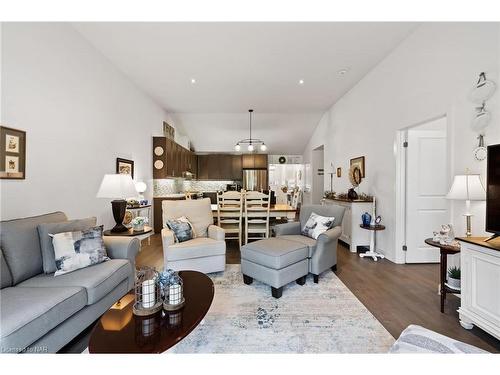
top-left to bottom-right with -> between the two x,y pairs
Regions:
211,204 -> 297,220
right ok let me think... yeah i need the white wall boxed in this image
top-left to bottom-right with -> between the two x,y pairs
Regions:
0,23 -> 176,227
303,23 -> 500,263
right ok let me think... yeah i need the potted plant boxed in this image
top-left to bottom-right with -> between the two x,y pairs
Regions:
447,266 -> 461,289
131,216 -> 148,232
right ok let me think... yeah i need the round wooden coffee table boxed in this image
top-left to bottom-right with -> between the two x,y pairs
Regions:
88,271 -> 214,353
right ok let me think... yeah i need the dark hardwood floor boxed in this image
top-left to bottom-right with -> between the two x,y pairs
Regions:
335,241 -> 499,352
136,234 -> 500,353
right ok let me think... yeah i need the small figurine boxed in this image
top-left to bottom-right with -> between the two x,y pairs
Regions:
433,224 -> 456,245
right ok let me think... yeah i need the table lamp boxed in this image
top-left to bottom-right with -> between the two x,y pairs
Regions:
97,174 -> 138,232
446,173 -> 486,237
135,181 -> 147,201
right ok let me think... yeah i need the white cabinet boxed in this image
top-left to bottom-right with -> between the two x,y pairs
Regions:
458,239 -> 500,340
322,199 -> 372,253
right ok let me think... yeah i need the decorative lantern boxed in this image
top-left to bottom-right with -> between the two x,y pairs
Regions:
133,267 -> 162,316
160,270 -> 185,311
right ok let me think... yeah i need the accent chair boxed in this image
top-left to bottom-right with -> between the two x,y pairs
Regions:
274,204 -> 345,283
162,198 -> 226,273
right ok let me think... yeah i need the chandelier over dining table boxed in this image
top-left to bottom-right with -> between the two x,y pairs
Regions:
234,109 -> 267,152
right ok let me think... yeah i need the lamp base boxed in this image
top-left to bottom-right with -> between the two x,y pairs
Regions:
464,214 -> 472,237
111,199 -> 128,233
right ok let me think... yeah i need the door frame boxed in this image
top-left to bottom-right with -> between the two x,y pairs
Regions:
394,113 -> 454,264
311,145 -> 325,204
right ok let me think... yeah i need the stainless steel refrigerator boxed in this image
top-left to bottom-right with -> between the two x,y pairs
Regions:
243,169 -> 268,191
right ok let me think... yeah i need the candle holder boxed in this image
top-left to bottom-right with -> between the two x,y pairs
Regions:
162,272 -> 185,311
133,267 -> 162,316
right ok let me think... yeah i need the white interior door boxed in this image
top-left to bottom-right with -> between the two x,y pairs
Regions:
405,117 -> 448,263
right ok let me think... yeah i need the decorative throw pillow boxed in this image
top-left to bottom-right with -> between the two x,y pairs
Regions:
166,216 -> 195,243
38,217 -> 97,274
51,225 -> 109,276
301,212 -> 335,239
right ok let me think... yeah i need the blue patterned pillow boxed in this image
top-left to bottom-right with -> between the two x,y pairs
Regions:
166,216 -> 195,243
51,225 -> 109,276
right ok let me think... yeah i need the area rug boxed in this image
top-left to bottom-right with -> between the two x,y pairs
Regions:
168,264 -> 395,353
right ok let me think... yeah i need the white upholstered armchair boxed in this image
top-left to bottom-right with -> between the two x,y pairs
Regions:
162,198 -> 226,273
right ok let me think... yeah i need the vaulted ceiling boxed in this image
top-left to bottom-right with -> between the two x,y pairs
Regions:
74,22 -> 417,153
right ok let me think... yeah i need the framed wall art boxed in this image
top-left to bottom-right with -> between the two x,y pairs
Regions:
336,167 -> 342,177
350,156 -> 365,178
0,126 -> 26,179
116,158 -> 134,178
163,121 -> 175,140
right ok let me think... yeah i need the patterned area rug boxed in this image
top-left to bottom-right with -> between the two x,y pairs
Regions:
168,264 -> 395,353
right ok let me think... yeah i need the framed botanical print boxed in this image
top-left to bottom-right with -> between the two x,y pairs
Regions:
0,126 -> 26,179
350,156 -> 365,178
116,158 -> 134,178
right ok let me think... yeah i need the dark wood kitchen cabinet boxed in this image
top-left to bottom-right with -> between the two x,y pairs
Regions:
197,155 -> 209,180
196,154 -> 243,180
254,154 -> 268,169
242,154 -> 254,169
153,137 -> 196,179
218,155 -> 233,180
231,155 -> 242,180
242,154 -> 267,169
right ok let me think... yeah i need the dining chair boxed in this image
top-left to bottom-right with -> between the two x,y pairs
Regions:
291,188 -> 301,209
244,190 -> 270,244
217,190 -> 244,247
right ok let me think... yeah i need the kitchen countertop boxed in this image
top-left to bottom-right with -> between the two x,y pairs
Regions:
323,197 -> 374,203
154,193 -> 186,198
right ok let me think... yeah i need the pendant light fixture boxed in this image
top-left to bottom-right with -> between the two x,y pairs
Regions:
234,109 -> 267,152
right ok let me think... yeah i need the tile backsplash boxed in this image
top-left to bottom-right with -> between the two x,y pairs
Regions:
153,179 -> 239,197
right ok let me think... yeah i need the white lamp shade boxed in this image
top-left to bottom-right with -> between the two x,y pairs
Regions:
97,174 -> 138,199
446,174 -> 486,201
135,181 -> 147,194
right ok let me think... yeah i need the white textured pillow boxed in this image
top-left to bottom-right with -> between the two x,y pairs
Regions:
301,212 -> 335,239
51,225 -> 109,276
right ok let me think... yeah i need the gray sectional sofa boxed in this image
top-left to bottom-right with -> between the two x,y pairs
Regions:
0,212 -> 139,353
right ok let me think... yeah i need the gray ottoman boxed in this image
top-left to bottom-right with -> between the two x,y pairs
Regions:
241,238 -> 309,298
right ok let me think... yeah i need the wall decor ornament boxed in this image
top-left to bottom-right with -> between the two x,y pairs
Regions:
0,126 -> 26,179
154,146 -> 164,156
348,165 -> 362,187
469,72 -> 496,104
471,103 -> 491,134
116,158 -> 134,178
337,167 -> 341,177
350,156 -> 365,178
473,135 -> 487,161
468,73 -> 496,161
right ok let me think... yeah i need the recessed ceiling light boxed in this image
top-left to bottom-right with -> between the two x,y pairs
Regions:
338,69 -> 349,76
190,78 -> 196,84
298,79 -> 304,85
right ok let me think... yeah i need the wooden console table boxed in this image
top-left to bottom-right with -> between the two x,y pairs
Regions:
424,238 -> 461,313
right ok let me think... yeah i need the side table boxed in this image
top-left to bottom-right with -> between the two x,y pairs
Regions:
424,238 -> 461,313
104,225 -> 153,247
359,224 -> 386,261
